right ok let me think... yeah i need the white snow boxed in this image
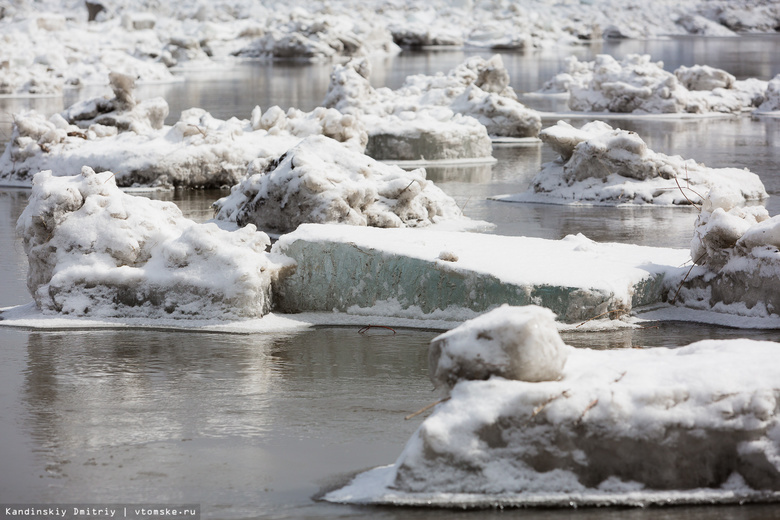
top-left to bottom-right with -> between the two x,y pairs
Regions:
213,135 -> 463,233
672,188 -> 780,318
493,120 -> 768,207
0,77 -> 367,188
323,55 -> 540,160
428,305 -> 569,391
540,54 -> 768,115
272,224 -> 689,323
15,166 -> 293,319
2,0 -> 778,97
326,323 -> 780,507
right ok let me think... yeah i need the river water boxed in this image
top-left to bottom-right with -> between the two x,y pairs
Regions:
2,36 -> 780,519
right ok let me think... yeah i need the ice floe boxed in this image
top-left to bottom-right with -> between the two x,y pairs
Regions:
492,120 -> 768,206
3,0 -> 779,97
672,188 -> 780,318
213,135 -> 464,233
272,224 -> 688,323
539,54 -> 768,115
15,166 -> 293,319
323,55 -> 540,161
325,306 -> 780,507
0,74 -> 367,188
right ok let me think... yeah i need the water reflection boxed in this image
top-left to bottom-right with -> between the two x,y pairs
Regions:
0,189 -> 32,307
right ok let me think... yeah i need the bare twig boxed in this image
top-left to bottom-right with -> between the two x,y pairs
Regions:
405,397 -> 450,420
670,252 -> 707,304
188,124 -> 207,138
358,324 -> 396,335
575,398 -> 599,425
526,389 -> 571,423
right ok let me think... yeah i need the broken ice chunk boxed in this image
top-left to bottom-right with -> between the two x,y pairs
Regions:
428,305 -> 570,391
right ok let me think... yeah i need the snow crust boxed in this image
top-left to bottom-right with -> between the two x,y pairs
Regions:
272,224 -> 688,323
541,54 -> 767,115
0,80 -> 367,188
323,56 -> 539,159
327,330 -> 780,507
674,188 -> 780,318
212,135 -> 463,233
493,120 -> 768,206
428,305 -> 569,391
16,166 -> 293,319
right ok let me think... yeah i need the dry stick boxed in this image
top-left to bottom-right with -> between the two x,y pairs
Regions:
575,398 -> 599,426
358,324 -> 396,335
575,308 -> 629,328
670,252 -> 707,304
458,196 -> 472,213
399,179 -> 416,195
405,397 -> 450,420
188,124 -> 207,138
526,389 -> 571,424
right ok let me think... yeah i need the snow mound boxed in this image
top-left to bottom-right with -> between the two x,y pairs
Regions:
213,135 -> 462,233
323,56 -> 539,159
326,336 -> 780,506
756,74 -> 780,114
543,54 -> 766,114
492,120 -> 767,206
232,9 -> 399,60
673,188 -> 780,317
0,82 -> 367,188
16,166 -> 293,319
0,13 -> 177,96
428,305 -> 569,391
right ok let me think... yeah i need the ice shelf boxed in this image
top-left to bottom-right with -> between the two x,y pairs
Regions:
271,224 -> 689,323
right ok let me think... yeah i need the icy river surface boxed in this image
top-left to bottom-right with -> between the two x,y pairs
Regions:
3,37 -> 780,519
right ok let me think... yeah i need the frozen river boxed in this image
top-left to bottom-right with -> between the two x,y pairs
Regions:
2,36 -> 780,519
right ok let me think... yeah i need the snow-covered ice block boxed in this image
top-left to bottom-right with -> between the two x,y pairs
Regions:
213,135 -> 463,233
232,9 -> 399,60
16,167 -> 293,319
541,54 -> 766,115
0,80 -> 367,188
323,56 -> 540,160
272,224 -> 688,323
492,120 -> 767,206
756,74 -> 780,115
673,188 -> 780,317
429,305 -> 569,391
326,332 -> 780,507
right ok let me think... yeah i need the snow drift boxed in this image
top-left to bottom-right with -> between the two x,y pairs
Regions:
541,54 -> 767,115
492,120 -> 768,206
323,55 -> 540,160
0,73 -> 367,188
326,307 -> 780,507
16,166 -> 293,319
213,135 -> 463,233
673,188 -> 780,317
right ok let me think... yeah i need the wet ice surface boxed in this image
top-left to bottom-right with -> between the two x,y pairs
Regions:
3,37 -> 780,518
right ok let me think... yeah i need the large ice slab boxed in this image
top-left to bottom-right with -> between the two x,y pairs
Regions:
492,120 -> 767,206
16,166 -> 293,319
325,307 -> 780,507
271,224 -> 688,323
0,74 -> 367,188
